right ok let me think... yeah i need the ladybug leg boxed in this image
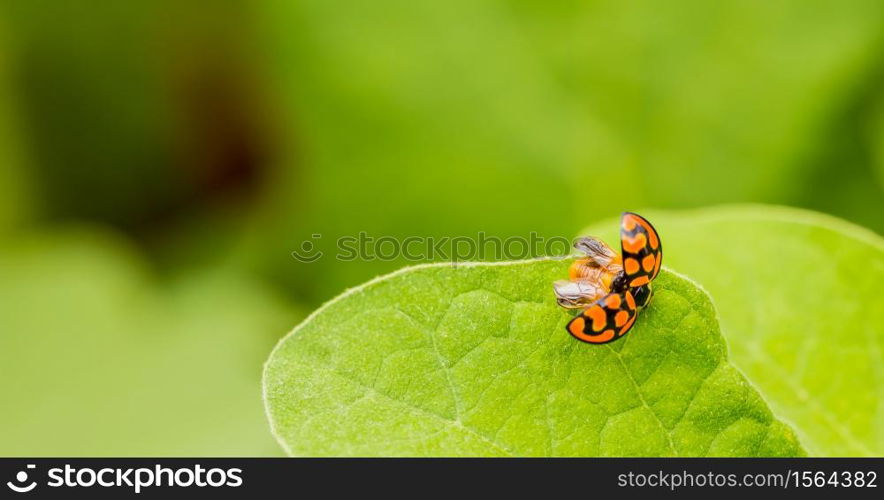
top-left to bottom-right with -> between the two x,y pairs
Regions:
629,284 -> 654,308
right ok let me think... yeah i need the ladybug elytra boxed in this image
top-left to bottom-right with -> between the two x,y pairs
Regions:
553,212 -> 662,344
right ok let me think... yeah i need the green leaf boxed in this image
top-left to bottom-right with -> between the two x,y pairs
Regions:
0,228 -> 302,455
264,260 -> 803,456
582,205 -> 884,456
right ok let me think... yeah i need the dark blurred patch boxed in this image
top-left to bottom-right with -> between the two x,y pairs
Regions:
7,1 -> 277,234
795,56 -> 884,232
174,65 -> 265,205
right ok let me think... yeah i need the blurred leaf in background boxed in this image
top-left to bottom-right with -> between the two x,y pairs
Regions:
0,229 -> 300,455
519,0 -> 884,210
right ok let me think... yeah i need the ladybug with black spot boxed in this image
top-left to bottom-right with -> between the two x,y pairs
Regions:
553,212 -> 662,344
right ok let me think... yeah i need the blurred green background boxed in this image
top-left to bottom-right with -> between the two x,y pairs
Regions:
0,0 -> 882,455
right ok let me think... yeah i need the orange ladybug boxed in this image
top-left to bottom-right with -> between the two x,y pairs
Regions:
554,212 -> 662,344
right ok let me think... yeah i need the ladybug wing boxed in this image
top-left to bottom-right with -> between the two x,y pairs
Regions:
573,236 -> 620,269
566,289 -> 640,344
553,279 -> 607,309
620,212 -> 663,288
